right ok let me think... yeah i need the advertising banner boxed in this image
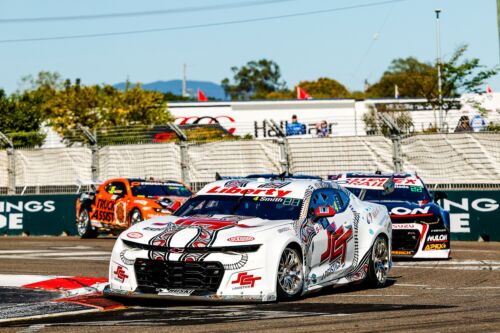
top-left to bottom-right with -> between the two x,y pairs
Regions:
0,191 -> 498,240
0,195 -> 78,236
443,191 -> 500,241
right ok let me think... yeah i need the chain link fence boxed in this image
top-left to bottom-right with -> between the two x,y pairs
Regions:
1,124 -> 500,194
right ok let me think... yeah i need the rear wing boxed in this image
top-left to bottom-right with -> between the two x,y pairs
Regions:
76,178 -> 102,194
215,172 -> 321,181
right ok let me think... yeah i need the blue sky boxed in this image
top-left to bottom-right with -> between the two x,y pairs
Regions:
0,0 -> 498,94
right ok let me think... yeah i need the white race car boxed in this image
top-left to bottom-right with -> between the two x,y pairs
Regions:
105,178 -> 392,302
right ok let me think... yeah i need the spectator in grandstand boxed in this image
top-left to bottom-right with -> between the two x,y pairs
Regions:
470,114 -> 486,132
454,116 -> 473,133
286,114 -> 306,136
316,120 -> 329,137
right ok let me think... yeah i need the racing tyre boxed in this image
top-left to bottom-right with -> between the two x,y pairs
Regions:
130,208 -> 143,226
366,235 -> 389,288
77,209 -> 97,239
276,246 -> 304,300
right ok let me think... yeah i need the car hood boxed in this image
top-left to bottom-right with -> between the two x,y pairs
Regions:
121,214 -> 292,247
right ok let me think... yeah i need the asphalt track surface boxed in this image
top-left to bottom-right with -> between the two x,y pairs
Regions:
0,237 -> 499,333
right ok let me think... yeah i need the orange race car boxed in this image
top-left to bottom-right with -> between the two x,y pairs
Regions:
76,178 -> 192,238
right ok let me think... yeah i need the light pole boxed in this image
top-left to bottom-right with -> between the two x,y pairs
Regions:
435,9 -> 443,131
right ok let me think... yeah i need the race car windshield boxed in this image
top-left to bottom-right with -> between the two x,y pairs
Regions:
346,186 -> 431,203
174,195 -> 303,220
131,184 -> 191,198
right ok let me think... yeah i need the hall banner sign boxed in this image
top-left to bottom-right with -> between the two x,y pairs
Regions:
441,191 -> 500,241
0,192 -> 499,240
0,195 -> 78,236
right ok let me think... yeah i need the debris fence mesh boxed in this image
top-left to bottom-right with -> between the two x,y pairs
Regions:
1,129 -> 499,194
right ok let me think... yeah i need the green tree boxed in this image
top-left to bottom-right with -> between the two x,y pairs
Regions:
44,80 -> 173,136
365,45 -> 498,132
264,90 -> 294,100
296,77 -> 350,99
0,89 -> 46,147
221,59 -> 286,100
366,45 -> 498,100
365,57 -> 436,98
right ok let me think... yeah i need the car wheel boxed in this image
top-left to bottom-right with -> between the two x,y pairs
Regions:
130,208 -> 143,226
276,246 -> 304,300
77,209 -> 97,239
366,235 -> 389,288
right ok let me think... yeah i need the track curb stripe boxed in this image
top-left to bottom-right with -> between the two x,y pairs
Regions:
22,277 -> 108,291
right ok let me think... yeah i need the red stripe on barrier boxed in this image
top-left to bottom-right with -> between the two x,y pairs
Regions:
53,293 -> 125,311
22,277 -> 107,291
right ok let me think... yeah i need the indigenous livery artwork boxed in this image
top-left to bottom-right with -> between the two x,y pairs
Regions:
332,172 -> 450,259
105,178 -> 392,302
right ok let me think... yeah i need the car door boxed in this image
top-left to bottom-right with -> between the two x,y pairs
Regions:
307,188 -> 356,285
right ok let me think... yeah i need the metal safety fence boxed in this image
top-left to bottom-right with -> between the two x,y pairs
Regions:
1,125 -> 500,195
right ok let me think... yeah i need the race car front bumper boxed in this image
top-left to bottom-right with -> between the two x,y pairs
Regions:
392,223 -> 450,259
103,284 -> 271,302
107,239 -> 278,303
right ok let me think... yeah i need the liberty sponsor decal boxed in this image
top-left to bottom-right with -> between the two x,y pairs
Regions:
0,200 -> 55,230
205,186 -> 292,198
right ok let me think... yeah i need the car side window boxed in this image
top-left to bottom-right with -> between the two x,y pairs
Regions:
307,188 -> 349,218
333,190 -> 350,213
105,181 -> 127,197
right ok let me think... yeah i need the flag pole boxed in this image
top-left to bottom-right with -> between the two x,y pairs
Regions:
435,9 -> 444,132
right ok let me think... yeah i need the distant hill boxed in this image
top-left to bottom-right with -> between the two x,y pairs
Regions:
114,79 -> 226,100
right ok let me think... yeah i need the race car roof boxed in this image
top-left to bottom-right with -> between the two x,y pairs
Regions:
330,172 -> 417,179
245,173 -> 322,180
333,172 -> 423,190
127,178 -> 185,186
197,179 -> 336,199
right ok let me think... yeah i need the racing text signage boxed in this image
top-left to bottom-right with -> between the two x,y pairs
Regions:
441,191 -> 500,241
0,195 -> 78,236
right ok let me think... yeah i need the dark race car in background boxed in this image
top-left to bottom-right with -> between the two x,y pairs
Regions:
331,172 -> 450,259
76,178 -> 192,238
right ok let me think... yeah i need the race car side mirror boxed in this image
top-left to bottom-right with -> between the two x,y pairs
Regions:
433,191 -> 447,202
313,206 -> 336,222
382,176 -> 395,195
